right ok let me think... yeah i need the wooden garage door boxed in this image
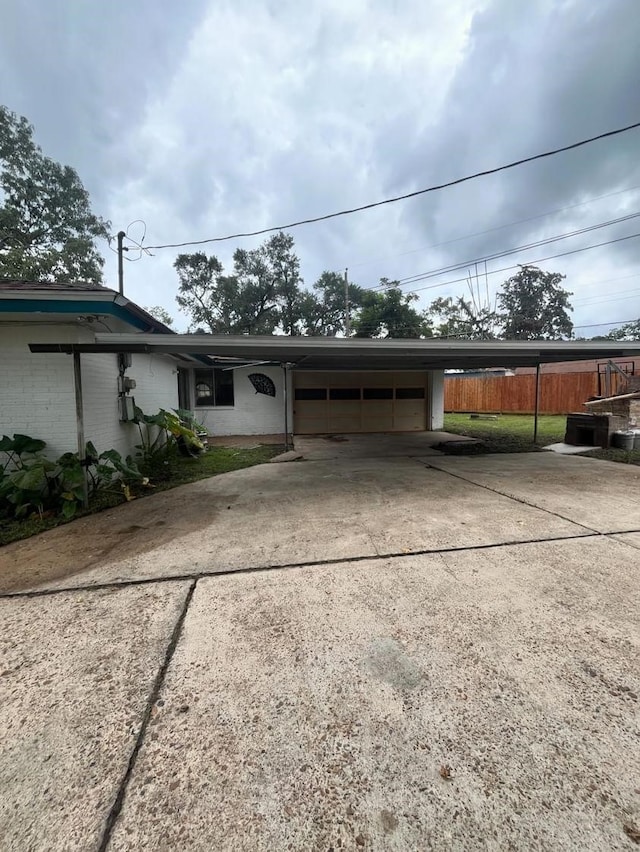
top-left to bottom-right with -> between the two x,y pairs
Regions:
293,371 -> 427,434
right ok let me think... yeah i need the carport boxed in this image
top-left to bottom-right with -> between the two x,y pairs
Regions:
31,334 -> 640,443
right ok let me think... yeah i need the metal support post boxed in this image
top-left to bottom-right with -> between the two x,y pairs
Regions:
283,363 -> 291,450
73,351 -> 89,508
533,362 -> 541,444
117,230 -> 126,296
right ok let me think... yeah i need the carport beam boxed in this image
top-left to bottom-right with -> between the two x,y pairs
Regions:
533,363 -> 541,444
73,351 -> 89,509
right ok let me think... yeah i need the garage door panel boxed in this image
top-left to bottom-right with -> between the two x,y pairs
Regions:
296,417 -> 328,434
294,371 -> 428,434
328,415 -> 362,432
361,400 -> 393,417
394,399 -> 425,417
294,401 -> 328,434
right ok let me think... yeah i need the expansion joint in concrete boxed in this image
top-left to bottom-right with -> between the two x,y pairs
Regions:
97,578 -> 197,852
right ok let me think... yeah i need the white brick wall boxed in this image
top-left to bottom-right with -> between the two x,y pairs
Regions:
1,324 -> 80,455
82,352 -> 179,458
193,365 -> 287,437
1,324 -> 179,459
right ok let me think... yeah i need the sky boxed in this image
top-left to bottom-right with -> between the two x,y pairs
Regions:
2,0 -> 640,335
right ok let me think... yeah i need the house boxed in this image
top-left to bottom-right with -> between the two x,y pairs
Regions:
6,282 -> 640,455
0,281 -> 329,455
0,281 -> 189,458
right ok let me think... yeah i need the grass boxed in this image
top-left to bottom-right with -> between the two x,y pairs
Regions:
443,413 -> 565,452
0,443 -> 283,547
444,413 -> 640,466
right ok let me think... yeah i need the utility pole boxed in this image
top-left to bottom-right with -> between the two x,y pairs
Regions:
344,268 -> 350,337
117,230 -> 126,296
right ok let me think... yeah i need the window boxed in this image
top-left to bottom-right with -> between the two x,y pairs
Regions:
329,388 -> 361,400
395,387 -> 425,399
194,368 -> 234,406
295,388 -> 327,400
363,387 -> 393,399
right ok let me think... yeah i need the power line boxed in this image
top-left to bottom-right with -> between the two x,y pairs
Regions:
369,211 -> 640,290
572,273 -> 640,302
380,231 -> 640,301
572,291 -> 640,308
347,183 -> 640,271
144,119 -> 640,249
573,318 -> 638,329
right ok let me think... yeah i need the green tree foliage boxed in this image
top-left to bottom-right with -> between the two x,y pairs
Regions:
597,318 -> 640,341
301,271 -> 365,336
174,253 -> 242,333
175,232 -> 303,334
232,231 -> 301,334
428,295 -> 499,340
143,306 -> 174,327
352,281 -> 431,338
0,105 -> 109,283
498,265 -> 573,339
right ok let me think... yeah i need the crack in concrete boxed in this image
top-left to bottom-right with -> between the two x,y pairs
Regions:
97,578 -> 197,852
4,529 -> 637,602
422,460 -> 602,535
610,533 -> 640,552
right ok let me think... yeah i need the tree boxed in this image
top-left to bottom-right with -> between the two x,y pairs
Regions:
300,271 -> 365,336
261,231 -> 302,335
498,265 -> 573,339
174,253 -> 240,333
428,295 -> 499,340
143,306 -> 174,327
174,232 -> 304,335
0,105 -> 109,283
599,319 -> 640,341
352,281 -> 431,338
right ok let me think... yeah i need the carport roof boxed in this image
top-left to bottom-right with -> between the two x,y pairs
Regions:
29,333 -> 640,370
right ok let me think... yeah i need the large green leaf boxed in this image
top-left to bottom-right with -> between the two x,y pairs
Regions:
9,464 -> 48,492
9,434 -> 47,456
60,467 -> 85,490
0,435 -> 15,452
57,452 -> 80,468
61,500 -> 78,519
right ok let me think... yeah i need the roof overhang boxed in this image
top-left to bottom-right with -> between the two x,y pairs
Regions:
28,334 -> 640,371
0,290 -> 173,334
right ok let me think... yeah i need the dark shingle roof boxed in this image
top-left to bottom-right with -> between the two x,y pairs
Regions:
0,280 -> 115,293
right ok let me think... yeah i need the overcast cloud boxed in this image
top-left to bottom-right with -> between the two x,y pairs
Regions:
2,0 -> 639,334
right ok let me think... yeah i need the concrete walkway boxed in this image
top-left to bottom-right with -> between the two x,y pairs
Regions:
1,448 -> 640,850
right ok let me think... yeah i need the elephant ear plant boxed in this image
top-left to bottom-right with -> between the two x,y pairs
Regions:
132,407 -> 206,468
0,434 -> 147,521
0,433 -> 55,519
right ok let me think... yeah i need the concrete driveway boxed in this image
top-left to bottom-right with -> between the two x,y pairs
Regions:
1,440 -> 640,850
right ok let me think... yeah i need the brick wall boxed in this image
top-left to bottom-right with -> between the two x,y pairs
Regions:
1,324 -> 80,455
1,324 -> 179,458
192,365 -> 286,436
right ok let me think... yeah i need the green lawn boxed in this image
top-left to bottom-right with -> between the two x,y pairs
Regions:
443,413 -> 565,452
443,413 -> 640,467
0,444 -> 283,547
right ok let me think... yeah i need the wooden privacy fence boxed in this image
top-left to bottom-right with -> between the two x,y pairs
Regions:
444,373 -> 602,415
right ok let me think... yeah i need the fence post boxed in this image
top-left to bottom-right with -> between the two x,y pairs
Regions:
533,364 -> 541,443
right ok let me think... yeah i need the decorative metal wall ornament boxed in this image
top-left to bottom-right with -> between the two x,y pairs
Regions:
248,373 -> 276,397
